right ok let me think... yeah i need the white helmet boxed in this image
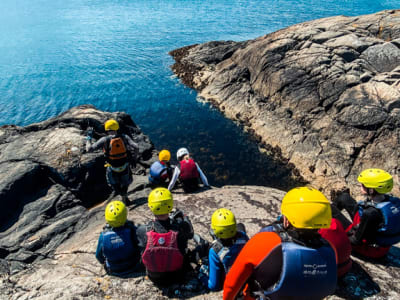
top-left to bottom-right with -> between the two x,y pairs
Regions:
177,147 -> 189,160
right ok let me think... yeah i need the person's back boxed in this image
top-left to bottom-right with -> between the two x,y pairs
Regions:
200,209 -> 249,291
137,188 -> 194,285
95,201 -> 140,275
86,119 -> 138,202
148,150 -> 173,187
168,147 -> 209,192
332,169 -> 400,258
223,187 -> 337,300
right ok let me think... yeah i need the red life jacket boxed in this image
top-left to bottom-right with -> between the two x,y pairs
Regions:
141,230 -> 184,273
346,212 -> 390,258
104,135 -> 128,167
319,218 -> 352,277
179,159 -> 199,180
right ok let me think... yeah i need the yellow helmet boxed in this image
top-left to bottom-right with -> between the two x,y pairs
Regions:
104,119 -> 119,131
105,201 -> 127,228
357,168 -> 393,194
159,150 -> 171,162
281,187 -> 331,229
148,188 -> 173,215
211,208 -> 237,239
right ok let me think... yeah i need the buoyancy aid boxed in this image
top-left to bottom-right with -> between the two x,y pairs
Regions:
149,161 -> 168,183
104,135 -> 128,167
211,231 -> 249,274
253,225 -> 337,299
102,227 -> 137,273
347,211 -> 391,258
319,218 -> 352,277
141,224 -> 184,273
179,159 -> 199,181
357,196 -> 400,246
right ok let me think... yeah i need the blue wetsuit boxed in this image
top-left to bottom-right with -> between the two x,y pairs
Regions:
95,221 -> 140,274
206,231 -> 249,291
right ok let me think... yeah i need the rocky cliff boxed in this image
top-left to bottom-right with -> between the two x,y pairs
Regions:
170,10 -> 400,198
1,106 -> 400,299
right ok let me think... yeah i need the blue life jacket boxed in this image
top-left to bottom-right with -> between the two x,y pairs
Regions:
149,161 -> 167,183
358,196 -> 400,246
254,225 -> 337,300
102,226 -> 137,273
212,231 -> 249,274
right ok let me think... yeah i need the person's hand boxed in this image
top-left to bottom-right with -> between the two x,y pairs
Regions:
85,127 -> 94,140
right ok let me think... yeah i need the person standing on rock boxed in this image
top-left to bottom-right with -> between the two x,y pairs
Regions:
148,149 -> 174,188
331,168 -> 400,258
136,187 -> 194,285
198,208 -> 249,291
86,119 -> 138,203
95,201 -> 141,275
223,187 -> 337,300
168,147 -> 209,192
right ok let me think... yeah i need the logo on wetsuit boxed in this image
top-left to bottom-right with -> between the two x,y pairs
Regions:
303,264 -> 328,276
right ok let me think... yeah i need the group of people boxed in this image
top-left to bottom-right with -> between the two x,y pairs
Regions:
86,119 -> 210,202
92,119 -> 400,299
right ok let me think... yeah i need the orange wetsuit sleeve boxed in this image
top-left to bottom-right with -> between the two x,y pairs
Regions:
223,232 -> 282,300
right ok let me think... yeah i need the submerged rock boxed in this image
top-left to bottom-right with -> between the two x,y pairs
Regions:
170,9 -> 400,198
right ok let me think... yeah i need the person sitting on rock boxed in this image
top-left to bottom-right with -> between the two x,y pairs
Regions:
136,187 -> 194,285
198,208 -> 249,291
148,149 -> 174,188
331,168 -> 400,258
223,187 -> 337,300
86,119 -> 138,203
168,147 -> 209,192
95,201 -> 141,275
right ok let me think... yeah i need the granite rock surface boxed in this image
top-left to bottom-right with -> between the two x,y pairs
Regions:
170,10 -> 400,198
0,106 -> 399,299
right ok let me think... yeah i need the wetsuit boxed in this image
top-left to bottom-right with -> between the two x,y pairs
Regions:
148,160 -> 174,187
204,230 -> 249,291
95,221 -> 140,275
331,193 -> 400,257
86,133 -> 138,195
223,225 -> 337,300
168,159 -> 209,192
136,211 -> 194,284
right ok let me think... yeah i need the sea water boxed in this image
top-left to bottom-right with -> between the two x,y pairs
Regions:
1,0 -> 399,188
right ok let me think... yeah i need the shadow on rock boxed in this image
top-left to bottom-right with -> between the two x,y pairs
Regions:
351,246 -> 400,268
336,261 -> 380,299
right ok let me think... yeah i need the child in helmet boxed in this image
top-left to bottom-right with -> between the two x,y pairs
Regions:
224,187 -> 337,300
136,188 -> 194,285
95,201 -> 140,275
332,168 -> 400,258
168,147 -> 209,192
199,208 -> 249,291
148,149 -> 174,188
86,119 -> 138,203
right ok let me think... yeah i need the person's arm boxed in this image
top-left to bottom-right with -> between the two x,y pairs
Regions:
86,136 -> 108,153
168,166 -> 180,191
223,232 -> 281,300
123,134 -> 139,156
196,163 -> 209,187
95,233 -> 105,264
136,224 -> 148,251
208,248 -> 224,291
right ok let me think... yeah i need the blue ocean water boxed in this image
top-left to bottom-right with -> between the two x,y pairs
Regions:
1,0 -> 399,188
